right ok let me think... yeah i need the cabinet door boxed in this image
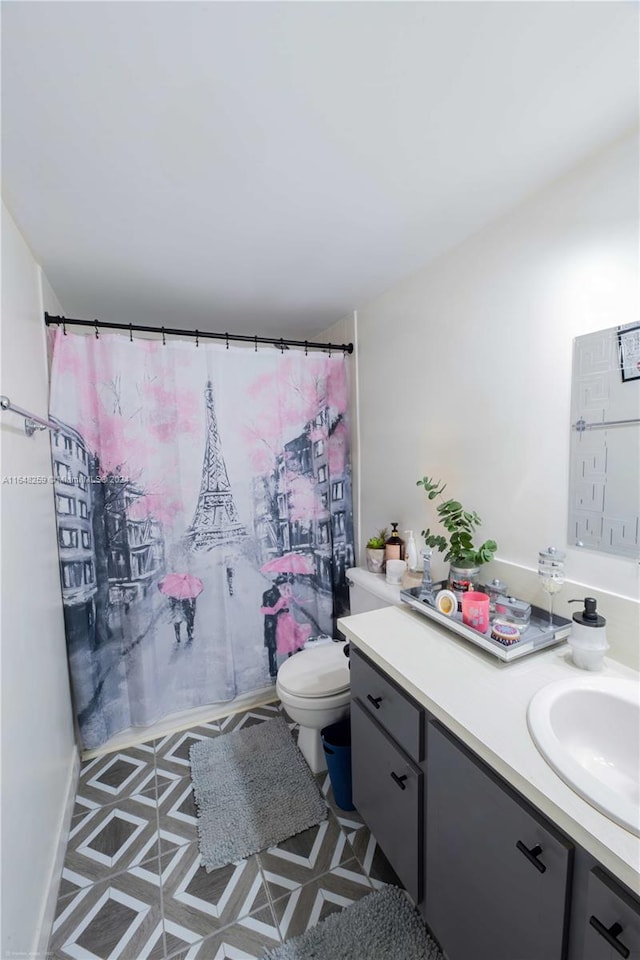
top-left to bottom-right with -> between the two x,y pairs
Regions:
583,867 -> 640,959
351,698 -> 423,902
425,721 -> 573,960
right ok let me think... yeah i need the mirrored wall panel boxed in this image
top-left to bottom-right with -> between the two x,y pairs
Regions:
568,324 -> 640,560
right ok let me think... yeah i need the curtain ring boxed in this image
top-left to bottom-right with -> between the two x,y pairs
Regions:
162,327 -> 166,345
342,345 -> 347,357
195,330 -> 199,347
304,340 -> 308,356
280,338 -> 284,354
129,323 -> 133,342
254,335 -> 258,352
94,319 -> 99,339
328,344 -> 332,357
62,317 -> 67,336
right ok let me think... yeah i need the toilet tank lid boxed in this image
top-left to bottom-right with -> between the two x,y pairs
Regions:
277,641 -> 350,698
347,567 -> 402,605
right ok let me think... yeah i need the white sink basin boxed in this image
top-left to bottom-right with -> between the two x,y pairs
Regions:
527,676 -> 640,837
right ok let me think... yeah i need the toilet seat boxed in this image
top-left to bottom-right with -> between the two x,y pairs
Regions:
277,641 -> 350,698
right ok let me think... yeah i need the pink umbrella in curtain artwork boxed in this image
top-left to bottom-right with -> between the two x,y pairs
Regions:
260,552 -> 315,576
158,573 -> 204,600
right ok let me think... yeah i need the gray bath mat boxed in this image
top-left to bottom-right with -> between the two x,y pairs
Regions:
263,886 -> 443,960
190,715 -> 327,871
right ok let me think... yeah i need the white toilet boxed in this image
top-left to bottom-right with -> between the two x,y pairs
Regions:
277,568 -> 400,773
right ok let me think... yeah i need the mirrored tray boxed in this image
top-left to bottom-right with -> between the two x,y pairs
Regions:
400,584 -> 571,662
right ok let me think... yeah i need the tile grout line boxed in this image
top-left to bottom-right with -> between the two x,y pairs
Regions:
256,852 -> 283,945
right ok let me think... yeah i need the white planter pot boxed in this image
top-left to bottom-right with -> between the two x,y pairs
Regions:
365,548 -> 385,574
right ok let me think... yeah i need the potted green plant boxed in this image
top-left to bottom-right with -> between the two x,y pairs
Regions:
416,476 -> 497,589
365,528 -> 388,574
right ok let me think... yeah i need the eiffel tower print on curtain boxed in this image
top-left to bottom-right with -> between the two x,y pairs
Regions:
187,380 -> 247,550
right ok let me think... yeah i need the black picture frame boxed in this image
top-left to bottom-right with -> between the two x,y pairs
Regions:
617,324 -> 640,382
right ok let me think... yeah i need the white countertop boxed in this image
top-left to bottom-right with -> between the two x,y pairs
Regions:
338,603 -> 640,894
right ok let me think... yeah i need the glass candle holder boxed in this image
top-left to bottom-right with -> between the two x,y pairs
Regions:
538,546 -> 566,627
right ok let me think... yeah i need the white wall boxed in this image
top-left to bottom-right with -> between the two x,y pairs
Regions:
0,202 -> 77,955
354,131 -> 639,666
310,314 -> 360,552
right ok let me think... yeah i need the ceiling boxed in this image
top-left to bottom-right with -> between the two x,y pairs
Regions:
2,2 -> 638,338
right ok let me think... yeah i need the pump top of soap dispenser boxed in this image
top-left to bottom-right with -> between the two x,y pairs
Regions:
568,597 -> 606,628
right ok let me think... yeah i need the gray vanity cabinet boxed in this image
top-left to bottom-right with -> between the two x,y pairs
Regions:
348,645 -> 640,960
582,867 -> 640,959
425,721 -> 573,960
350,648 -> 424,903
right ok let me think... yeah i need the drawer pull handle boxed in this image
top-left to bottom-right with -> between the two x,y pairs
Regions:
367,694 -> 383,709
390,772 -> 408,790
589,917 -> 630,958
515,841 -> 546,874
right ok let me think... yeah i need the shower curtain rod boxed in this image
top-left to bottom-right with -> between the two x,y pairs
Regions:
44,313 -> 354,355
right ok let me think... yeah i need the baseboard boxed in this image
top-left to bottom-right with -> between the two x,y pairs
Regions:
34,746 -> 80,957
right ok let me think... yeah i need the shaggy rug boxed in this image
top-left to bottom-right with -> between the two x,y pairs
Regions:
263,886 -> 443,960
190,716 -> 327,871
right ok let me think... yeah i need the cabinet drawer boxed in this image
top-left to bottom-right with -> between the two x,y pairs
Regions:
583,867 -> 640,959
425,721 -> 573,960
350,648 -> 423,763
351,698 -> 423,903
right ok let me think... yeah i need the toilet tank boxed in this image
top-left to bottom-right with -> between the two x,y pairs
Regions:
346,567 -> 402,614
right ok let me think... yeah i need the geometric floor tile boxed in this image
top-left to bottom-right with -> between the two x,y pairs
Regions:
60,796 -> 161,885
336,816 -> 403,889
153,768 -> 187,809
161,846 -> 270,940
78,743 -> 157,806
54,868 -> 94,906
48,699 -> 408,959
152,832 -> 193,887
70,794 -> 102,825
258,811 -> 355,889
216,703 -> 281,735
165,904 -> 281,960
49,866 -> 164,960
154,725 -> 221,780
157,781 -> 198,851
268,859 -> 374,941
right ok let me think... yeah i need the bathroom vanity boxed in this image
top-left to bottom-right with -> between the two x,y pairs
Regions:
338,604 -> 640,960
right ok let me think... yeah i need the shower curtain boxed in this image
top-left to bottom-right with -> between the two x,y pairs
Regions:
49,329 -> 354,750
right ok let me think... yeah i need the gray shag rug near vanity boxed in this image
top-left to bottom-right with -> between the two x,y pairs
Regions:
263,887 -> 443,960
190,715 -> 327,871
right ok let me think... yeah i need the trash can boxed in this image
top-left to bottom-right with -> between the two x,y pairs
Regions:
321,715 -> 355,811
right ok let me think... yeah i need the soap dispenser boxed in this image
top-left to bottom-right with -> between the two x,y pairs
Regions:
385,524 -> 405,563
405,530 -> 419,572
567,597 -> 609,671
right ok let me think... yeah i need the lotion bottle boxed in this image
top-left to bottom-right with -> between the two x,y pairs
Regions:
385,523 -> 405,563
405,530 -> 419,572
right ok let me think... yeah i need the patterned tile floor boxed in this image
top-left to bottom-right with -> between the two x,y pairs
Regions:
48,702 -> 403,959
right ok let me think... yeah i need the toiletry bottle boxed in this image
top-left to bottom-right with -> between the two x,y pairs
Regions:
385,523 -> 405,563
405,530 -> 418,572
567,597 -> 608,671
